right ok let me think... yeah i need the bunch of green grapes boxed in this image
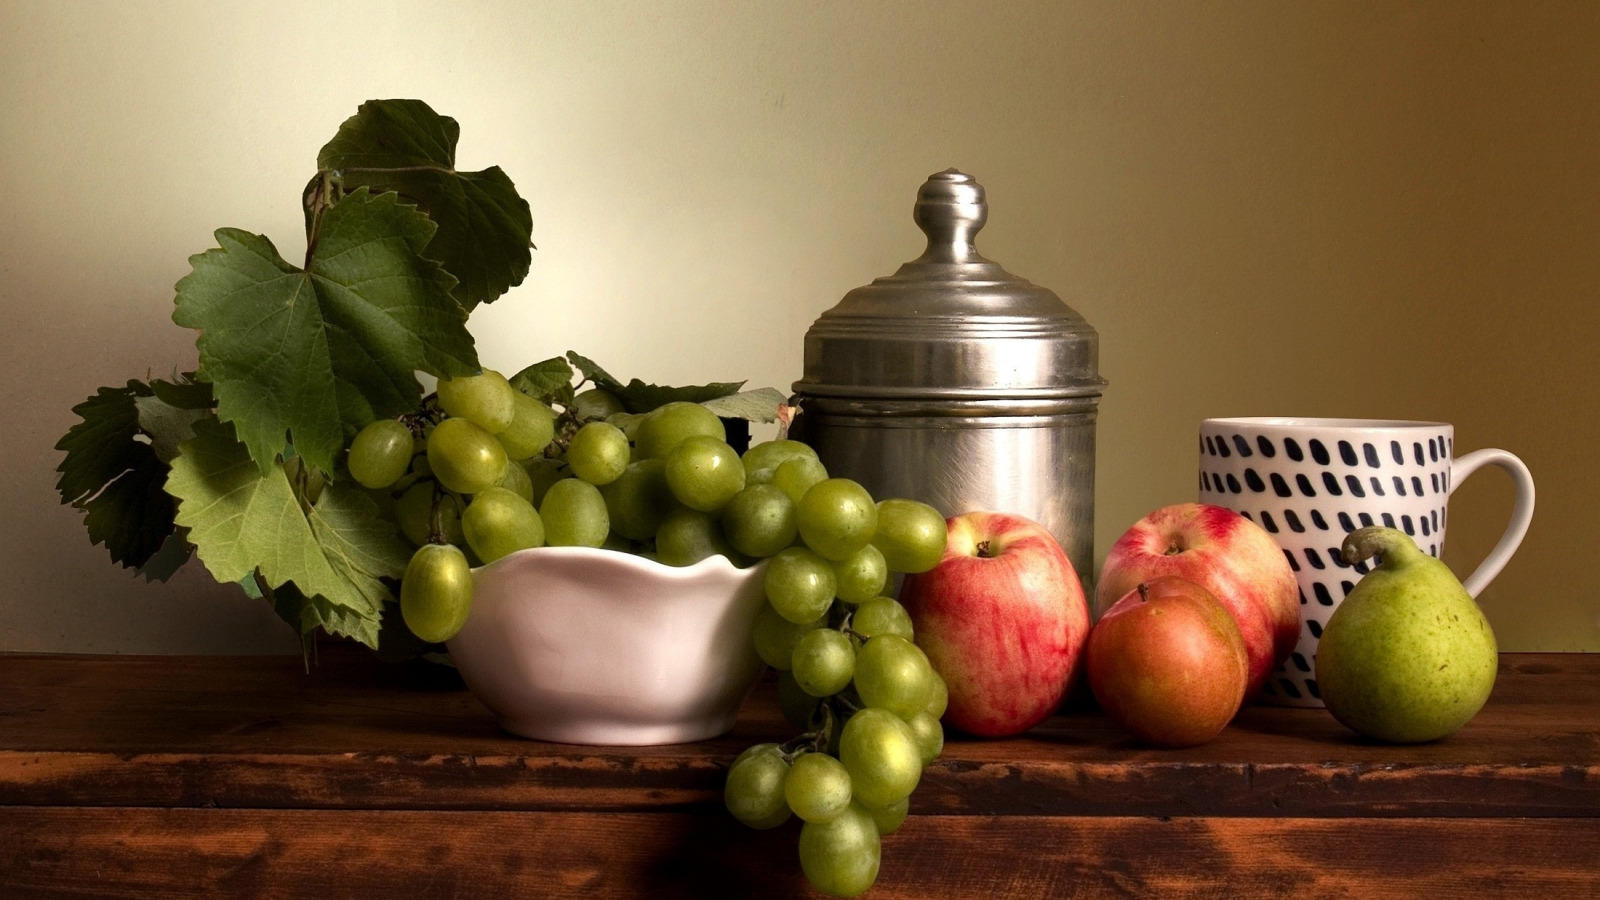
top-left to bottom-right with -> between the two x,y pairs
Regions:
349,371 -> 950,895
726,478 -> 949,897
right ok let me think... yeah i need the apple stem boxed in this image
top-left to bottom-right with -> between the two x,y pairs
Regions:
1138,582 -> 1150,603
976,540 -> 993,558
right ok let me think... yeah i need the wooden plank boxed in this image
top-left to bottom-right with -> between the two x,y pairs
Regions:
0,652 -> 1595,816
2,808 -> 1598,900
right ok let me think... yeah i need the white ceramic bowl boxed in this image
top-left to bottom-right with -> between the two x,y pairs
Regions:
447,547 -> 768,745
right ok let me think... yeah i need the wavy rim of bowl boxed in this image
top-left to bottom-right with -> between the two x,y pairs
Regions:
471,545 -> 759,581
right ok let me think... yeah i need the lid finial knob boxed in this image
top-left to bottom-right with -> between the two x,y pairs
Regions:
913,169 -> 988,265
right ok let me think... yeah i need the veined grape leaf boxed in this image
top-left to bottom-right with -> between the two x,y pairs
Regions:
54,381 -> 178,570
167,419 -> 410,626
699,387 -> 788,423
270,581 -> 384,649
313,99 -> 534,311
509,356 -> 574,398
174,188 -> 479,475
563,351 -> 745,414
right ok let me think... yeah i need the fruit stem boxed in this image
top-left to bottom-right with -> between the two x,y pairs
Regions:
976,540 -> 994,558
1138,583 -> 1150,603
1342,526 -> 1425,568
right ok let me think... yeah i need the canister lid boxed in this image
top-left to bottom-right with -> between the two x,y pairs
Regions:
794,170 -> 1104,401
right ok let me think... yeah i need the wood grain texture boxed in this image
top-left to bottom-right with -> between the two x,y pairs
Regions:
3,808 -> 1598,900
1,652 -> 1595,817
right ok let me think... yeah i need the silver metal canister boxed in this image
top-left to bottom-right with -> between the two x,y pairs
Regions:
791,170 -> 1106,584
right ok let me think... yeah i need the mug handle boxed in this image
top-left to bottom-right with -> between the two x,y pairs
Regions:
1449,448 -> 1536,598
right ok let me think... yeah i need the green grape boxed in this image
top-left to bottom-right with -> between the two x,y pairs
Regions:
798,802 -> 881,898
400,543 -> 474,643
773,455 -> 829,503
395,482 -> 464,546
778,669 -> 823,729
854,635 -> 934,720
864,797 -> 909,835
752,603 -> 825,669
905,711 -> 944,765
601,532 -> 633,552
742,439 -> 818,484
655,508 -> 740,567
830,544 -> 887,605
347,419 -> 413,489
437,369 -> 516,433
497,393 -> 558,460
522,458 -> 568,506
427,417 -> 508,495
493,453 -> 534,501
635,401 -> 725,460
871,498 -> 949,574
568,422 -> 630,486
600,459 -> 679,540
720,484 -> 797,558
573,387 -> 626,421
664,434 -> 744,512
792,629 -> 856,698
924,670 -> 949,719
785,751 -> 854,824
724,743 -> 791,830
764,547 -> 837,624
839,708 -> 922,809
462,486 -> 545,563
852,597 -> 914,641
540,478 -> 610,547
797,478 -> 878,561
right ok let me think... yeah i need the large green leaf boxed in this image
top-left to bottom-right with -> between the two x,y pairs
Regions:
167,419 -> 410,628
174,188 -> 479,475
54,381 -> 179,571
313,99 -> 534,311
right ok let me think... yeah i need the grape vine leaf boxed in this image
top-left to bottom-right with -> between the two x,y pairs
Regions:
564,351 -> 745,413
54,381 -> 178,570
271,581 -> 383,648
509,356 -> 574,398
699,387 -> 788,423
174,188 -> 479,476
313,99 -> 534,311
167,418 -> 410,637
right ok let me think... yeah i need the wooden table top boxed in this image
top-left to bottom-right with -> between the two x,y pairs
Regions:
1,649 -> 1595,818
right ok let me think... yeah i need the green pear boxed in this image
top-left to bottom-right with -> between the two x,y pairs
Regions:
1316,526 -> 1498,743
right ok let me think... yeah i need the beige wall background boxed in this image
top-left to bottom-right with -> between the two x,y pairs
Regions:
1,1 -> 1595,654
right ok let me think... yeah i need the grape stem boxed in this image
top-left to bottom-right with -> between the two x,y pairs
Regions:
428,483 -> 447,545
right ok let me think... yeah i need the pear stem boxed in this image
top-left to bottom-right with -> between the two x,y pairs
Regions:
1342,526 -> 1425,568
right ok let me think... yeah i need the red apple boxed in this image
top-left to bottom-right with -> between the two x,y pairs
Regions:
1097,503 -> 1299,698
1086,576 -> 1249,747
899,511 -> 1090,737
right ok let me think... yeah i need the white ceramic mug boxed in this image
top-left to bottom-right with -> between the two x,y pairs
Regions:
1198,417 -> 1535,708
